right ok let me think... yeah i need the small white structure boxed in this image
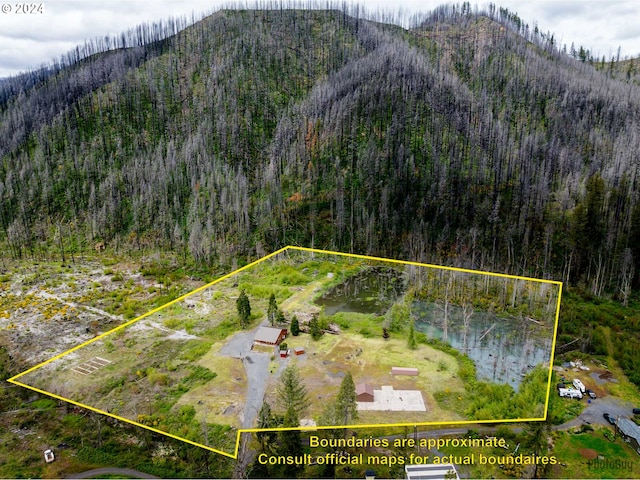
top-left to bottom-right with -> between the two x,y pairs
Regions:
300,418 -> 317,429
44,449 -> 55,463
573,378 -> 586,393
405,464 -> 459,480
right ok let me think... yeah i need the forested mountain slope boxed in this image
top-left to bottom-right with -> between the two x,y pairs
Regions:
2,5 -> 640,300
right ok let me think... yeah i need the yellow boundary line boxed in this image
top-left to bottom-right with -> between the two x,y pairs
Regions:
8,246 -> 289,381
7,246 -> 562,459
288,246 -> 563,285
7,379 -> 237,457
543,281 -> 563,421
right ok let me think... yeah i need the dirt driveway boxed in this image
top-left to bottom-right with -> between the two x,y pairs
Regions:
219,322 -> 271,428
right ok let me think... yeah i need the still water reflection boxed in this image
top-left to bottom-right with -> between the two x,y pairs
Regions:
412,301 -> 553,390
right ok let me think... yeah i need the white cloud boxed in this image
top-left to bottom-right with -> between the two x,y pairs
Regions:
0,1 -> 639,78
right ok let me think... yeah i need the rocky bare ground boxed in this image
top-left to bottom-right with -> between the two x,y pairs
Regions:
0,259 -> 165,368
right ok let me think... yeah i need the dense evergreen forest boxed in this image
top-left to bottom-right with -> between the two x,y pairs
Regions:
2,3 -> 640,369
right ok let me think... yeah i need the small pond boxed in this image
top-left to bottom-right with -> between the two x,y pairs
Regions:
314,267 -> 406,316
412,301 -> 553,390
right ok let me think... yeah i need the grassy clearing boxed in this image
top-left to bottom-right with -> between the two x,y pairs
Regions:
433,389 -> 473,418
357,407 -> 464,426
547,388 -> 585,425
263,332 -> 466,424
20,331 -> 216,418
603,362 -> 640,402
280,281 -> 323,313
175,350 -> 246,429
330,311 -> 387,337
551,428 -> 640,478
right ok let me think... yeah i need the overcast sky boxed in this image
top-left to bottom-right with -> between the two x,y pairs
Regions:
0,1 -> 639,78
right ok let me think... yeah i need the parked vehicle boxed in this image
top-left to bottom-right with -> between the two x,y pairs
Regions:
632,408 -> 640,415
603,413 -> 616,425
585,389 -> 597,399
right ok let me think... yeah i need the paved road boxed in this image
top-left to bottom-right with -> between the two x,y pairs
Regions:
558,394 -> 636,430
66,467 -> 158,479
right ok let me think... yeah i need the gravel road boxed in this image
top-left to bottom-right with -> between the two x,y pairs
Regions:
219,322 -> 271,428
66,467 -> 158,479
559,394 -> 636,429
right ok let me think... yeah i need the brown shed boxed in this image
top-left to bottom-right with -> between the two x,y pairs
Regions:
391,367 -> 418,376
293,346 -> 305,356
356,382 -> 375,402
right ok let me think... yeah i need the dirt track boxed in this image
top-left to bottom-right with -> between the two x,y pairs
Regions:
66,467 -> 158,479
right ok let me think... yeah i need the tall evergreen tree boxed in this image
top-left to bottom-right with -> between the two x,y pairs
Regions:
309,314 -> 322,340
267,293 -> 277,326
256,401 -> 277,452
290,315 -> 300,336
279,406 -> 303,476
408,320 -> 417,350
335,371 -> 358,425
276,364 -> 309,417
236,289 -> 251,328
524,419 -> 552,478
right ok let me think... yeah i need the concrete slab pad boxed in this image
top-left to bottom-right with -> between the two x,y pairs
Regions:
357,386 -> 426,412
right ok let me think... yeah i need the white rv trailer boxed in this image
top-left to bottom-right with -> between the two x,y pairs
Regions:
559,387 -> 582,399
573,379 -> 586,393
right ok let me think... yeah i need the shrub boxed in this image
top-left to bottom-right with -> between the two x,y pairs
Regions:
180,341 -> 213,361
359,327 -> 372,338
148,371 -> 170,386
183,365 -> 216,384
280,271 -> 308,285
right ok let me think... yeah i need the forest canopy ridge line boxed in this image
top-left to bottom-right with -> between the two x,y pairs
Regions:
0,1 -> 579,99
1,0 -> 638,299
